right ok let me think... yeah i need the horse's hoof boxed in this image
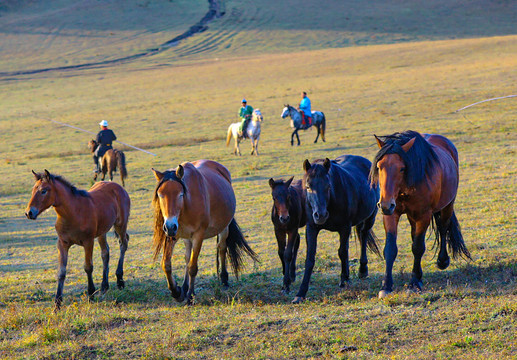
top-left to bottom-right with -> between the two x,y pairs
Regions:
101,284 -> 109,294
117,279 -> 125,290
437,257 -> 450,270
339,281 -> 350,289
292,296 -> 305,304
281,288 -> 290,296
358,270 -> 368,279
408,281 -> 423,293
378,290 -> 392,299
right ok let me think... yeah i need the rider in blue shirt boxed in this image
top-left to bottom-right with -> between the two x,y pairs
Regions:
299,91 -> 312,128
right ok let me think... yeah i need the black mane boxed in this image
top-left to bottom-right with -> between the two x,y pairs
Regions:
39,172 -> 90,197
369,130 -> 439,188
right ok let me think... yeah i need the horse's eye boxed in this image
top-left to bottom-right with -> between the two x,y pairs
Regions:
157,192 -> 164,199
41,189 -> 47,195
400,168 -> 405,173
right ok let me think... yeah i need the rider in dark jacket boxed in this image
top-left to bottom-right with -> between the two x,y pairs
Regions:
93,120 -> 117,173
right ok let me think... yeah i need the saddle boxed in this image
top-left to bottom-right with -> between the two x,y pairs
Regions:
299,111 -> 312,129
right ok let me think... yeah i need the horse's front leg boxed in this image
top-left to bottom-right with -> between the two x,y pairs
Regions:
291,130 -> 296,146
296,131 -> 301,146
338,225 -> 352,288
235,138 -> 241,156
185,232 -> 204,305
54,240 -> 70,311
283,230 -> 299,293
182,239 -> 193,296
274,228 -> 287,291
83,240 -> 96,300
407,214 -> 431,292
161,238 -> 183,301
293,225 -> 320,303
379,213 -> 400,298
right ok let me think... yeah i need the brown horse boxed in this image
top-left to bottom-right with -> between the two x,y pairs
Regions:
269,176 -> 306,293
370,130 -> 471,298
152,160 -> 258,304
88,139 -> 128,186
25,170 -> 130,310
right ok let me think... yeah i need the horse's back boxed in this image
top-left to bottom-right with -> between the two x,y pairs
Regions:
334,155 -> 372,179
88,181 -> 130,232
424,133 -> 459,166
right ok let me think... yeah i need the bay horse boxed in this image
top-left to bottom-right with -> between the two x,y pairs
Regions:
151,160 -> 259,304
370,130 -> 471,298
293,155 -> 381,303
269,176 -> 306,293
226,109 -> 263,156
25,170 -> 130,310
88,139 -> 128,186
281,104 -> 326,146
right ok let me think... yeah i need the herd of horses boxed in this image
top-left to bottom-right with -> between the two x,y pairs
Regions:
24,129 -> 471,310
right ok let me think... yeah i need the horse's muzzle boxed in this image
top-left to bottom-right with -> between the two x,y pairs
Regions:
378,201 -> 395,216
25,207 -> 39,220
163,223 -> 178,237
312,210 -> 329,225
279,215 -> 290,224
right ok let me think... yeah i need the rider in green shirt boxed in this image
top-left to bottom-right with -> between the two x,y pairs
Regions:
238,99 -> 253,136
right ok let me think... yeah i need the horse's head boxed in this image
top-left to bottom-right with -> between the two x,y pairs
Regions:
253,109 -> 263,122
303,159 -> 331,225
371,135 -> 416,215
25,170 -> 56,220
152,166 -> 187,238
88,139 -> 98,153
269,176 -> 294,224
281,104 -> 291,119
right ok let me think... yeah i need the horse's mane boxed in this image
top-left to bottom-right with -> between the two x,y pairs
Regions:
38,172 -> 90,197
152,170 -> 187,260
369,130 -> 439,188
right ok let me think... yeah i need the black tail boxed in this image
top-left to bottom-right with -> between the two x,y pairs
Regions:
446,212 -> 471,260
226,218 -> 259,278
365,229 -> 382,258
116,151 -> 128,183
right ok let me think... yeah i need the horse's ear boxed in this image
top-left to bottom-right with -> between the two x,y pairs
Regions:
286,176 -> 294,187
269,178 -> 275,188
401,137 -> 416,152
374,135 -> 385,148
303,159 -> 311,172
176,165 -> 184,180
32,170 -> 41,180
44,169 -> 51,182
323,158 -> 331,172
151,168 -> 164,181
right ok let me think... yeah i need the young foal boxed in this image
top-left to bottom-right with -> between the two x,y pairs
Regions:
25,170 -> 130,310
269,176 -> 306,293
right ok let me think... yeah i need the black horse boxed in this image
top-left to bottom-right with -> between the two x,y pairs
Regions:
269,176 -> 307,293
292,155 -> 381,303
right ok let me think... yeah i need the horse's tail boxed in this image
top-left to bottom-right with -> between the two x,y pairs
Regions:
226,125 -> 233,147
365,229 -> 382,258
320,112 -> 326,141
226,218 -> 259,278
117,151 -> 128,180
445,212 -> 471,260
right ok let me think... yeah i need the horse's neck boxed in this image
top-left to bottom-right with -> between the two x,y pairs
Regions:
290,108 -> 300,120
52,181 -> 88,221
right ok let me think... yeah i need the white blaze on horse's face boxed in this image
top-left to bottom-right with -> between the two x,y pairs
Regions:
281,107 -> 289,119
157,180 -> 184,237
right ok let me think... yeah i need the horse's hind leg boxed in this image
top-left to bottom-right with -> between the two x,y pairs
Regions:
357,214 -> 375,278
314,125 -> 320,143
435,204 -> 453,270
114,226 -> 129,289
338,225 -> 352,288
217,227 -> 230,287
97,234 -> 110,293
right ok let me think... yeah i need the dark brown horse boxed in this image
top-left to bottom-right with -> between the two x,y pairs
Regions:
269,176 -> 306,293
152,160 -> 258,304
25,170 -> 130,310
370,130 -> 471,298
88,139 -> 128,187
293,155 -> 381,303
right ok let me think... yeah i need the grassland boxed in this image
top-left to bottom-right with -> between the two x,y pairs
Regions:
1,1 -> 516,359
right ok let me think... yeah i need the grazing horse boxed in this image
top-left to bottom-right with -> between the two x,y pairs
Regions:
151,160 -> 259,304
281,104 -> 326,146
293,155 -> 381,303
226,109 -> 263,156
370,130 -> 471,298
269,176 -> 306,293
25,170 -> 130,310
88,139 -> 128,187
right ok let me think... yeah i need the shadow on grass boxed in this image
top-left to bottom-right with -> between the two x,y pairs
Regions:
38,259 -> 516,309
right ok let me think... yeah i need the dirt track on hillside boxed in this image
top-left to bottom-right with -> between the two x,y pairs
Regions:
0,0 -> 224,78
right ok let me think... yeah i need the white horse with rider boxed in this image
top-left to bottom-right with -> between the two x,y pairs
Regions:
226,109 -> 263,156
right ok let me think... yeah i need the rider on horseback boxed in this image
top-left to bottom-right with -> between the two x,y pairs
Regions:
238,99 -> 254,138
93,120 -> 117,173
299,91 -> 312,129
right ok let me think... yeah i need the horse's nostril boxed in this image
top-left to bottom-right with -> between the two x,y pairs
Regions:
377,202 -> 381,209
